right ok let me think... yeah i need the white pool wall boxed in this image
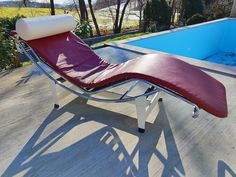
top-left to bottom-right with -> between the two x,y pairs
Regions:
219,19 -> 236,54
127,19 -> 235,60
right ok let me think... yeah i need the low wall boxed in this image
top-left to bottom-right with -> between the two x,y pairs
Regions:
83,30 -> 140,45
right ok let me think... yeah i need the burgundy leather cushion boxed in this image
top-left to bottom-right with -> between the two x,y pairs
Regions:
27,32 -> 228,118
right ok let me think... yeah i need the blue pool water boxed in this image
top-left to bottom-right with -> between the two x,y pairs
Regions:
126,19 -> 236,67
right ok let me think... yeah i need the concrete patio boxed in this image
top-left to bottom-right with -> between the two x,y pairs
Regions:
0,47 -> 236,177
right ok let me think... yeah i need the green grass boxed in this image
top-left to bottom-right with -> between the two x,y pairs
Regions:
0,7 -> 78,18
22,60 -> 32,67
92,32 -> 150,46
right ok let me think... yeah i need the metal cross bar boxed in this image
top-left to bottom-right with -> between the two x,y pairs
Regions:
120,81 -> 139,100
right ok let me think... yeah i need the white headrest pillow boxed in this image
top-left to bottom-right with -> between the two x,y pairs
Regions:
16,14 -> 77,41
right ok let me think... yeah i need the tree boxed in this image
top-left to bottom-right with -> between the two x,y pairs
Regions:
117,0 -> 131,33
22,0 -> 29,7
231,0 -> 236,17
88,0 -> 101,36
143,1 -> 151,29
204,0 -> 214,5
20,0 -> 55,13
186,13 -> 207,25
113,0 -> 131,33
50,0 -> 55,15
92,0 -> 131,34
202,0 -> 231,20
78,0 -> 89,22
113,0 -> 121,33
128,0 -> 147,29
20,0 -> 32,7
127,0 -> 147,30
73,0 -> 93,37
72,0 -> 80,18
170,0 -> 177,24
136,0 -> 147,29
143,0 -> 171,31
181,0 -> 203,20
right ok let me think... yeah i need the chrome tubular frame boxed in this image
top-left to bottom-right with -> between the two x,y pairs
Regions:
14,37 -> 200,132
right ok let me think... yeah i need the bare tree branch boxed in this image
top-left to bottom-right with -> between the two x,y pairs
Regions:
88,0 -> 101,35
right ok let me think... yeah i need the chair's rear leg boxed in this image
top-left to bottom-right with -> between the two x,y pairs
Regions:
135,92 -> 161,133
49,80 -> 59,109
157,91 -> 163,102
135,96 -> 148,133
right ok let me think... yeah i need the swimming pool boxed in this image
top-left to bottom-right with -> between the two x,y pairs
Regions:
126,19 -> 236,67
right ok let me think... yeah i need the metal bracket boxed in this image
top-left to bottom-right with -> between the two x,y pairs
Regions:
192,106 -> 200,118
144,86 -> 155,98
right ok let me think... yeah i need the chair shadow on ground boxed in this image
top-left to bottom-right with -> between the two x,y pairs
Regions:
2,98 -> 185,177
0,69 -> 13,78
15,65 -> 53,86
218,160 -> 236,177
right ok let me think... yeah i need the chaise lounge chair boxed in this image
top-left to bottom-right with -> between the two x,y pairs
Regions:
12,14 -> 228,132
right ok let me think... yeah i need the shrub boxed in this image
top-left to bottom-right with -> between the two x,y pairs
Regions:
74,20 -> 92,39
186,13 -> 207,25
0,15 -> 25,71
147,23 -> 157,32
181,0 -> 204,20
0,26 -> 21,71
0,15 -> 26,34
204,0 -> 231,21
143,0 -> 171,32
